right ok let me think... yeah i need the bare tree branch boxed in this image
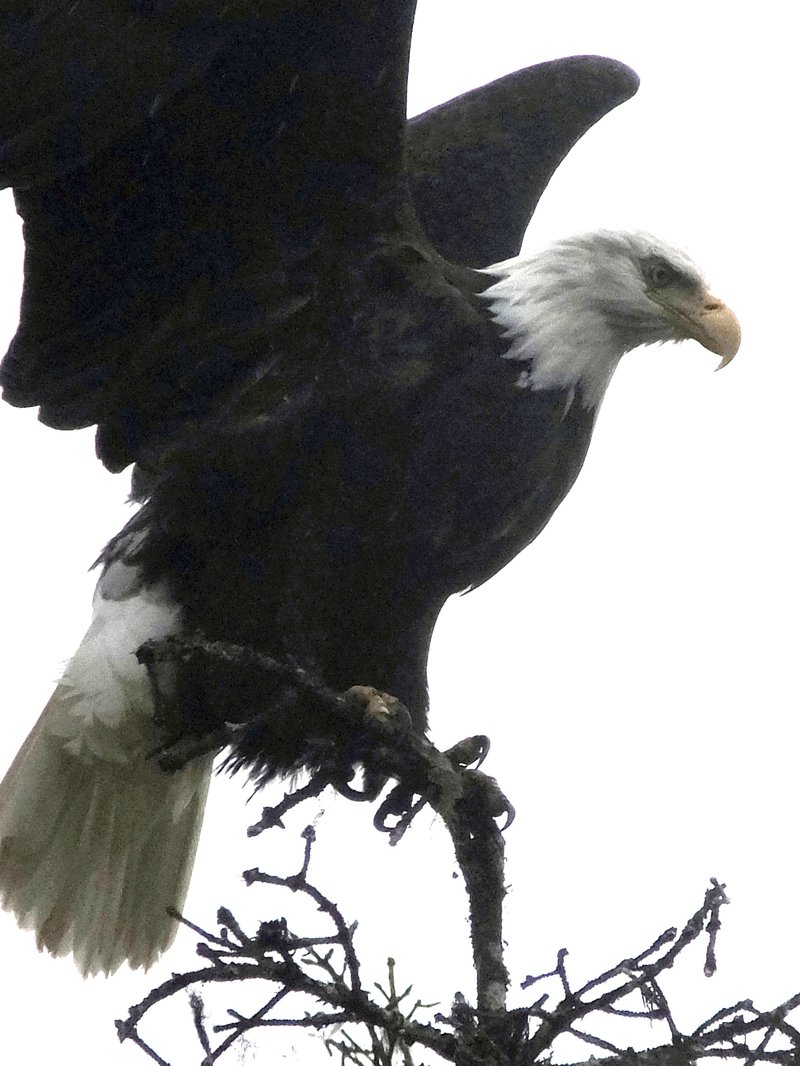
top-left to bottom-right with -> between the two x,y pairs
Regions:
118,639 -> 800,1066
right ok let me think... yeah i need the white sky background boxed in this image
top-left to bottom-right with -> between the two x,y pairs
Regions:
0,1 -> 796,1062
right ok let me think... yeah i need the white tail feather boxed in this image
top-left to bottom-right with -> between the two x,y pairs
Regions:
0,576 -> 212,976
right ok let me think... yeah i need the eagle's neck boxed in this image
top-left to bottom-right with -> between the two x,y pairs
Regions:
481,254 -> 629,410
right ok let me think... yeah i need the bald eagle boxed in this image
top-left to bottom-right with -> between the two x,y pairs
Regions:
0,4 -> 738,976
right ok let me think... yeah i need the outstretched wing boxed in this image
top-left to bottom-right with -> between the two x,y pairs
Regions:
406,56 -> 639,266
1,2 -> 417,469
0,4 -> 637,474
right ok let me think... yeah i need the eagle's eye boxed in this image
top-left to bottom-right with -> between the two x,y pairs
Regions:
643,258 -> 678,288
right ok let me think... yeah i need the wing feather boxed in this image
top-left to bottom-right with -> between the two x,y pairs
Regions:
1,7 -> 637,476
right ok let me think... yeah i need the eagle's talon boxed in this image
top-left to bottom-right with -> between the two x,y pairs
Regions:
373,785 -> 426,842
499,802 -> 516,831
344,685 -> 403,721
334,778 -> 375,802
445,734 -> 491,770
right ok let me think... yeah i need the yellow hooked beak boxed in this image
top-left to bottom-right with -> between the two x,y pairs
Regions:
649,286 -> 741,368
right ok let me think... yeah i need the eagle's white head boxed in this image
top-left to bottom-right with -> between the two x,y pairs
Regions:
483,231 -> 741,409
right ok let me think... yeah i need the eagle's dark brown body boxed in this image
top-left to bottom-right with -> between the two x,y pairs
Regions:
120,260 -> 596,749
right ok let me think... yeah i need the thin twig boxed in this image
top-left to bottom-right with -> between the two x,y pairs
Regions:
189,993 -> 213,1059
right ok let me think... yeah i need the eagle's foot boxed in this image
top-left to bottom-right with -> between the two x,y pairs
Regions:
344,685 -> 404,721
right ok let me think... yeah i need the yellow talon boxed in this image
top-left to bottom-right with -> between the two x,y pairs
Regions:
344,685 -> 401,720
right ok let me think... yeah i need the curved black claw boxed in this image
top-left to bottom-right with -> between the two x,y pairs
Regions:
373,784 -> 427,844
334,778 -> 378,802
500,801 -> 516,832
464,770 -> 516,831
485,781 -> 515,831
445,734 -> 491,771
